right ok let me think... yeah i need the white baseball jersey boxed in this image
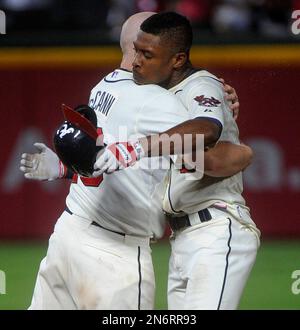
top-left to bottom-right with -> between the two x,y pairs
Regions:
163,70 -> 260,310
66,69 -> 188,239
163,70 -> 245,215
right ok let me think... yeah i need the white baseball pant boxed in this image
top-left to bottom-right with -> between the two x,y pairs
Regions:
29,211 -> 155,310
168,204 -> 260,310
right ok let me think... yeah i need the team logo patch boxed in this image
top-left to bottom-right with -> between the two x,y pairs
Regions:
194,95 -> 221,107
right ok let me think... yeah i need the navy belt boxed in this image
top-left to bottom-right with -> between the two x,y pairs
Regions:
65,207 -> 125,237
168,209 -> 212,231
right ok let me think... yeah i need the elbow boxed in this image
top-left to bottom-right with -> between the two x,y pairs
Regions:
242,145 -> 254,170
204,153 -> 222,175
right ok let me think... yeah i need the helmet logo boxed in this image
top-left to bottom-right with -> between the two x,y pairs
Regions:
58,124 -> 75,138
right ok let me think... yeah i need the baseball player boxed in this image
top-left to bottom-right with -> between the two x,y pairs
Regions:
20,13 -> 250,310
93,12 -> 260,310
22,12 -> 188,310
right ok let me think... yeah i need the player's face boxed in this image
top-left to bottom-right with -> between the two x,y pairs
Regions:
132,31 -> 178,88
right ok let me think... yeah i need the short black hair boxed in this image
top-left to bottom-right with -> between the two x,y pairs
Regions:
140,12 -> 193,55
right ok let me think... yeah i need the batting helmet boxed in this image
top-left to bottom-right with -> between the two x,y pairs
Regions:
53,104 -> 103,177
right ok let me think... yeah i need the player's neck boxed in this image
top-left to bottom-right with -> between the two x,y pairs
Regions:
120,52 -> 135,72
120,61 -> 133,72
167,63 -> 196,89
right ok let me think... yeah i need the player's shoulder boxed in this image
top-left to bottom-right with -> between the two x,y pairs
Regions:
91,69 -> 171,98
172,70 -> 222,92
91,69 -> 134,90
173,71 -> 225,106
186,70 -> 222,89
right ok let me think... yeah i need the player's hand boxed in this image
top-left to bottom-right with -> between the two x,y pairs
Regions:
219,77 -> 240,120
93,140 -> 145,177
20,143 -> 66,181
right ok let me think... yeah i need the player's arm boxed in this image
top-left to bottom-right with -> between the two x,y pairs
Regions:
140,81 -> 225,156
92,82 -> 224,176
140,117 -> 220,157
20,143 -> 74,181
140,78 -> 240,156
203,141 -> 253,177
134,83 -> 223,157
92,118 -> 221,176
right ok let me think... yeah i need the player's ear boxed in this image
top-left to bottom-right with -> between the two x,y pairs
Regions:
172,52 -> 187,70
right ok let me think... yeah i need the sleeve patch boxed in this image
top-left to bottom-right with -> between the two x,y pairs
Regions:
194,95 -> 221,107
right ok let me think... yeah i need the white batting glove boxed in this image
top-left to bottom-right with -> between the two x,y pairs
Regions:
20,142 -> 66,181
93,140 -> 145,177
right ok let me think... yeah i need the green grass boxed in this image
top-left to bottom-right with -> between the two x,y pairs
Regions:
0,240 -> 299,309
0,241 -> 48,310
239,240 -> 300,309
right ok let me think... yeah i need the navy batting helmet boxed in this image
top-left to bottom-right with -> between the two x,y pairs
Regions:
53,104 -> 103,177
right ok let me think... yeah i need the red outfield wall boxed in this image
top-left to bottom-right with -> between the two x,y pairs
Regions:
0,45 -> 299,239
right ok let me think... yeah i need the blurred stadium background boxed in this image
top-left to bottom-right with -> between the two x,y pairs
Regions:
0,0 -> 300,309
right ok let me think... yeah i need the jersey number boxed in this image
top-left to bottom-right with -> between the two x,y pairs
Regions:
71,126 -> 104,187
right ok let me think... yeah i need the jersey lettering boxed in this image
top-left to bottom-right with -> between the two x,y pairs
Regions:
90,91 -> 116,116
70,127 -> 104,187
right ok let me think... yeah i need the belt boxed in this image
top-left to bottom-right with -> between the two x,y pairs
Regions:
65,207 -> 125,237
168,208 -> 212,231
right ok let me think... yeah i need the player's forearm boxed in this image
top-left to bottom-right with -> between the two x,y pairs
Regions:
93,120 -> 221,176
139,119 -> 221,157
204,142 -> 253,177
